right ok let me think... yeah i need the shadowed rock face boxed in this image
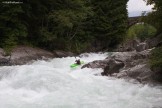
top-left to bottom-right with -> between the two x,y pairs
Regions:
102,59 -> 124,76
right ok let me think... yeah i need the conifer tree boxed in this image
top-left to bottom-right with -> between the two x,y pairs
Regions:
90,0 -> 128,49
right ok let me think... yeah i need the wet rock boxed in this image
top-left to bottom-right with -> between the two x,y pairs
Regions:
82,48 -> 156,84
53,50 -> 75,58
81,59 -> 110,69
117,71 -> 128,78
102,59 -> 124,76
0,57 -> 11,66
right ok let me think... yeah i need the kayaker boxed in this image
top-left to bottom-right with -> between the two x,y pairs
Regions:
75,59 -> 81,65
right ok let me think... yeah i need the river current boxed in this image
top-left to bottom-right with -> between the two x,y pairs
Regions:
0,53 -> 162,108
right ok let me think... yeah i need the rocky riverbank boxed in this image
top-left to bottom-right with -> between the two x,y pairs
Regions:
82,49 -> 156,84
0,46 -> 75,66
0,35 -> 161,85
82,36 -> 162,84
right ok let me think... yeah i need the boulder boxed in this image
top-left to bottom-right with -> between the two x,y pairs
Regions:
10,46 -> 55,65
108,49 -> 151,63
102,59 -> 124,76
135,42 -> 149,52
119,64 -> 153,84
146,33 -> 162,48
82,48 -> 156,84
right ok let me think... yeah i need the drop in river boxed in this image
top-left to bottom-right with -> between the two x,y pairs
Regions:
0,53 -> 162,108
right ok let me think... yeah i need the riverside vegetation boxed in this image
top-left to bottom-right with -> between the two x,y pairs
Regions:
0,0 -> 127,52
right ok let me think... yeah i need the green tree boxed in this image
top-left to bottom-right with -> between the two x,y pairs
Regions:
144,0 -> 162,79
0,2 -> 27,52
144,0 -> 162,33
126,23 -> 157,41
41,0 -> 92,51
90,0 -> 128,49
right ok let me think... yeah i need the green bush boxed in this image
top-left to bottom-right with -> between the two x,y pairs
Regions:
126,23 -> 157,41
150,46 -> 162,82
150,46 -> 162,69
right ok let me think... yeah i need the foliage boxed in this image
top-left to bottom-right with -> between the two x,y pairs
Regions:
0,2 -> 27,51
150,46 -> 162,72
0,0 -> 128,52
144,0 -> 162,72
126,23 -> 157,41
144,0 -> 162,33
90,0 -> 128,48
150,45 -> 162,82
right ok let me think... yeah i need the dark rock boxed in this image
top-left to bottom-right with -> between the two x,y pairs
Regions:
135,42 -> 149,52
151,67 -> 162,82
102,59 -> 124,76
156,41 -> 162,47
146,33 -> 162,48
0,57 -> 11,66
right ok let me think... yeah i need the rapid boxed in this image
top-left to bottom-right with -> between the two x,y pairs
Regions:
0,53 -> 162,108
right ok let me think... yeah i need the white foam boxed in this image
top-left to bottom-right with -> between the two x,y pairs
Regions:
0,53 -> 161,108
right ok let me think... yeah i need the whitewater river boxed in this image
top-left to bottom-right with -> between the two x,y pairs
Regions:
0,53 -> 162,108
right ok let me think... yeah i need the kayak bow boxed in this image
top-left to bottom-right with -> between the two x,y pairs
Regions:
70,61 -> 84,68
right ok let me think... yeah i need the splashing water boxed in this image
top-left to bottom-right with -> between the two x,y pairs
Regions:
0,53 -> 162,108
